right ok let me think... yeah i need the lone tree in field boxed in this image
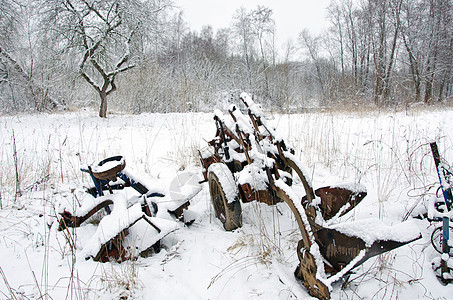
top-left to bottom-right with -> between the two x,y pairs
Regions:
44,0 -> 170,117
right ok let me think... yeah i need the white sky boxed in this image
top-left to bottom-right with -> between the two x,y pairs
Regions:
174,0 -> 331,46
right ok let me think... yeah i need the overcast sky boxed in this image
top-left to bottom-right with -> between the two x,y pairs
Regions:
174,0 -> 331,47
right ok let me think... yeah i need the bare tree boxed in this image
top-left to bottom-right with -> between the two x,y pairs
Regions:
299,29 -> 326,105
232,7 -> 255,88
251,5 -> 275,101
423,0 -> 452,103
42,0 -> 171,117
327,1 -> 346,76
400,0 -> 426,102
0,0 -> 61,112
365,0 -> 402,105
0,0 -> 23,111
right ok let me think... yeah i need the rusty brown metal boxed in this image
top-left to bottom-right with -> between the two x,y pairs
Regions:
201,94 -> 421,299
58,199 -> 114,231
199,150 -> 221,181
314,227 -> 420,274
90,215 -> 163,262
238,183 -> 280,205
91,156 -> 126,181
168,201 -> 194,225
295,240 -> 330,300
302,186 -> 367,221
94,229 -> 129,262
60,155 -> 192,264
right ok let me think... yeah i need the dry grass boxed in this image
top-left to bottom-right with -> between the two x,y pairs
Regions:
1,107 -> 452,299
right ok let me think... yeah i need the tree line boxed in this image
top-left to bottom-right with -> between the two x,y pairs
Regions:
0,0 -> 451,117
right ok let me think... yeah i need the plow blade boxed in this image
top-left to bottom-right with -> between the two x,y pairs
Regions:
304,185 -> 367,221
295,223 -> 421,299
314,227 -> 421,273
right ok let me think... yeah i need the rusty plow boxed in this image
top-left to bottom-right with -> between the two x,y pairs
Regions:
57,155 -> 201,262
200,92 -> 421,299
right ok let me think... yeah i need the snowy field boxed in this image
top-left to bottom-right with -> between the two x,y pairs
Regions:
1,106 -> 453,299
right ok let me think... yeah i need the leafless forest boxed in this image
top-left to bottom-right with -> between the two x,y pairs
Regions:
0,0 -> 452,117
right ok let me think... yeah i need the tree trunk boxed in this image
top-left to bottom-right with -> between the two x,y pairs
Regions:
424,73 -> 433,104
438,76 -> 446,101
99,91 -> 107,118
374,13 -> 386,106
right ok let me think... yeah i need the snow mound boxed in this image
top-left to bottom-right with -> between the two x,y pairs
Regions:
82,195 -> 143,257
329,219 -> 421,247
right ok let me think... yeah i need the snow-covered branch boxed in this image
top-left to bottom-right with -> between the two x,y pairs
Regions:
80,71 -> 101,93
107,64 -> 135,78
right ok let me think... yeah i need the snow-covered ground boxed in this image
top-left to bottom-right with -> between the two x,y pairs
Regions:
1,106 -> 453,299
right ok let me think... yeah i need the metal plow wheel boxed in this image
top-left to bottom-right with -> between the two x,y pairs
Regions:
208,163 -> 242,231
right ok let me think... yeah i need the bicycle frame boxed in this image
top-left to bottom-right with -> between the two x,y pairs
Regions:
430,142 -> 453,283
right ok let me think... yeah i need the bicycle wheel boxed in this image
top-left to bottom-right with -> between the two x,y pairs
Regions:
431,225 -> 453,255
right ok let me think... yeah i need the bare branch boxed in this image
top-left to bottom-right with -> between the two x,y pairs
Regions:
89,58 -> 108,80
106,76 -> 116,95
81,0 -> 108,24
80,71 -> 101,93
115,30 -> 134,69
107,64 -> 135,77
79,39 -> 101,69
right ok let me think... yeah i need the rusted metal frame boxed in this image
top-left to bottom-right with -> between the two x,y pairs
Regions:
273,185 -> 312,248
231,108 -> 283,206
213,115 -> 242,151
270,180 -> 329,298
199,149 -> 221,181
92,214 -> 162,262
227,109 -> 253,165
280,149 -> 315,204
168,201 -> 191,224
248,116 -> 282,182
212,116 -> 247,175
295,240 -> 331,300
240,95 -> 263,133
230,104 -> 279,186
214,115 -> 232,162
271,157 -> 331,299
268,154 -> 317,243
206,95 -> 425,300
139,215 -> 162,233
234,114 -> 279,206
240,99 -> 338,289
243,105 -> 292,185
234,128 -> 252,164
58,199 -> 114,230
58,192 -> 158,231
94,229 -> 128,262
269,154 -> 332,299
246,109 -> 267,142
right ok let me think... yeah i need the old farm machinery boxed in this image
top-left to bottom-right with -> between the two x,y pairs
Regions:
199,93 -> 421,299
57,156 -> 200,262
